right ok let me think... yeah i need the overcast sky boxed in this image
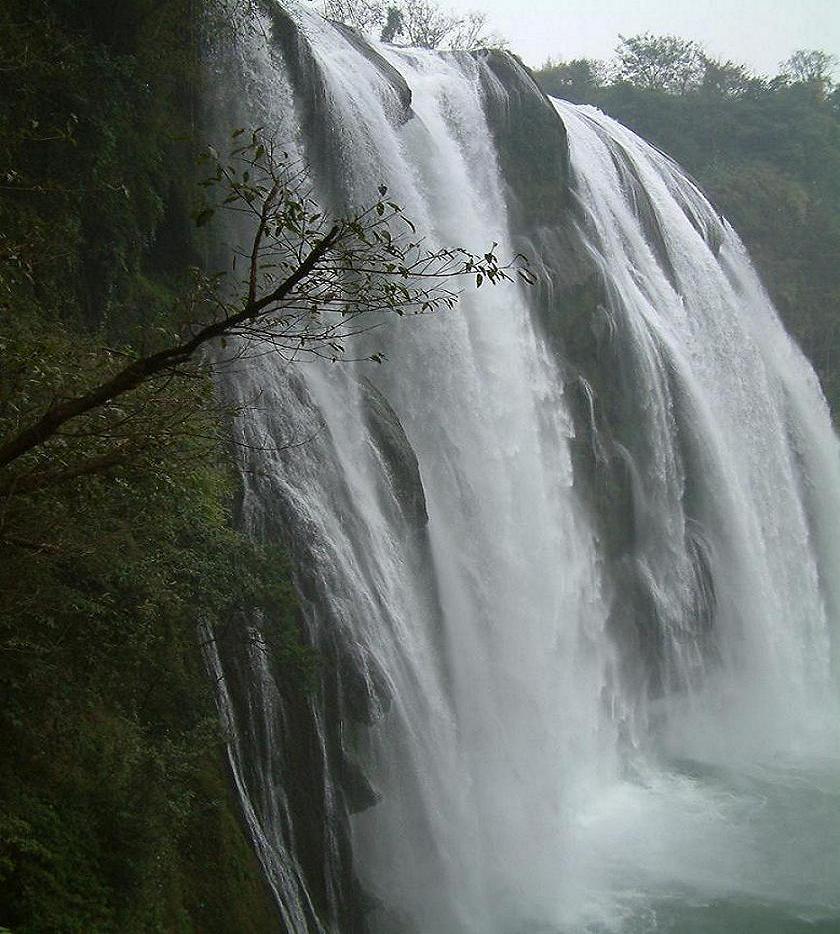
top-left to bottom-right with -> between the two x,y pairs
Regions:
444,0 -> 840,74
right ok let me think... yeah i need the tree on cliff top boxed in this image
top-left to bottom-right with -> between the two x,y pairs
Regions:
0,130 -> 532,496
320,0 -> 505,49
615,33 -> 706,93
536,57 -> 607,103
781,49 -> 838,99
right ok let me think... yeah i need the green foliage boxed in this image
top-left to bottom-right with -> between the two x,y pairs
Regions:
0,1 -> 299,930
615,33 -> 706,93
535,40 -> 840,417
0,0 -> 254,337
536,57 -> 605,103
780,49 -> 838,98
0,432 -> 306,931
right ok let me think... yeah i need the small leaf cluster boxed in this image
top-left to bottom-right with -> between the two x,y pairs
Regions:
192,129 -> 536,364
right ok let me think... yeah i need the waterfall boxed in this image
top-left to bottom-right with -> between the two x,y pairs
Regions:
209,5 -> 840,931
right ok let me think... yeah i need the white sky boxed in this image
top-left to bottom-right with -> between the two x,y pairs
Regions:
443,0 -> 840,74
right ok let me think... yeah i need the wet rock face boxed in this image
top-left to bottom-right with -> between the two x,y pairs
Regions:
359,376 -> 429,530
329,22 -> 413,121
473,49 -> 569,230
264,2 -> 412,211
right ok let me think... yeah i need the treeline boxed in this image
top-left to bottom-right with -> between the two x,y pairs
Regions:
535,37 -> 840,416
0,2 -> 305,930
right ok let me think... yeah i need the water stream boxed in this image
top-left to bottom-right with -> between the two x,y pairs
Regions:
210,7 -> 840,931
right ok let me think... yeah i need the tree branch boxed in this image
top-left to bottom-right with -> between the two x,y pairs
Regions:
0,226 -> 340,470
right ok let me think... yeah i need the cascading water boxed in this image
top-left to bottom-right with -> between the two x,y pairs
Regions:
209,5 -> 840,931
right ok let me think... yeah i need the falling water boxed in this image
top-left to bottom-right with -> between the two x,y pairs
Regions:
209,5 -> 840,931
